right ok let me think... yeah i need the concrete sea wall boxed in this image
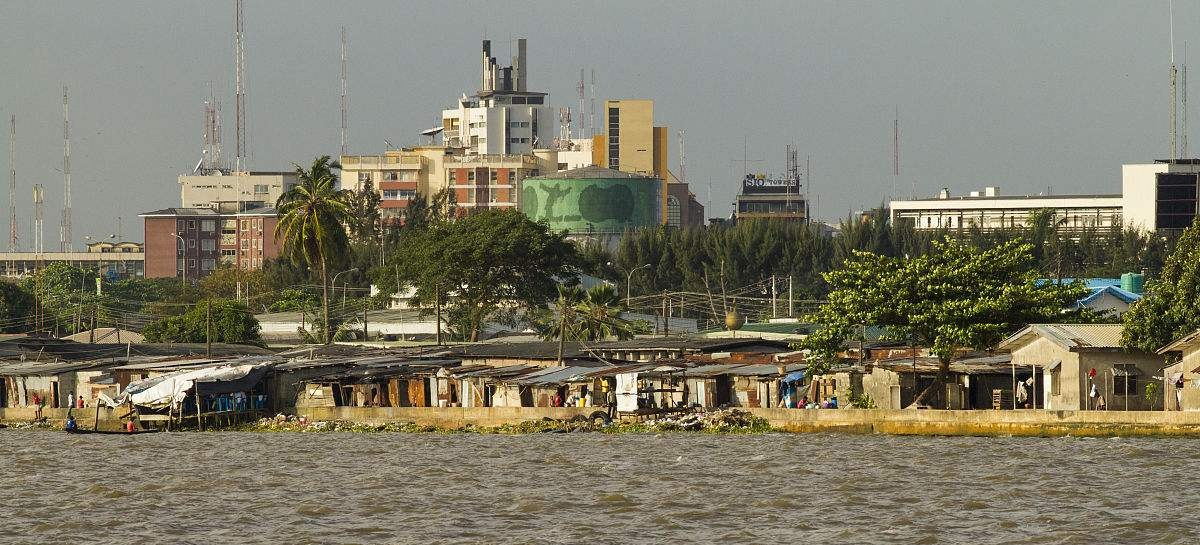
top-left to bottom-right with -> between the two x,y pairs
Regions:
10,406 -> 1200,437
747,408 -> 1200,437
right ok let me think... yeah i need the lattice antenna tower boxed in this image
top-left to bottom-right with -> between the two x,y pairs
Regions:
8,114 -> 16,252
32,184 -> 43,253
577,69 -> 587,139
202,83 -> 223,171
589,69 -> 597,138
893,106 -> 900,199
1184,41 -> 1190,158
234,0 -> 247,172
677,129 -> 686,184
1171,0 -> 1179,160
60,85 -> 71,252
340,26 -> 348,157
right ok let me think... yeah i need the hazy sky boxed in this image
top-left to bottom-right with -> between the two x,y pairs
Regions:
0,0 -> 1189,243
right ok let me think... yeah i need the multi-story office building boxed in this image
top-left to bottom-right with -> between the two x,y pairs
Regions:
1120,159 -> 1200,232
440,39 -> 556,155
734,173 -> 809,222
140,206 -> 280,280
890,187 -> 1122,231
598,99 -> 668,178
179,170 -> 298,211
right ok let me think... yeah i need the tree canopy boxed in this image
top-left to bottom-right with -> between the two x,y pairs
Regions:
1122,219 -> 1200,352
800,239 -> 1088,403
386,209 -> 579,341
142,299 -> 263,346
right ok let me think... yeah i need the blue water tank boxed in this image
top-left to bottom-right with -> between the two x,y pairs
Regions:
1120,272 -> 1144,295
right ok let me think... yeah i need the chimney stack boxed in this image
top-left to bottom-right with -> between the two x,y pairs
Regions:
514,38 -> 527,92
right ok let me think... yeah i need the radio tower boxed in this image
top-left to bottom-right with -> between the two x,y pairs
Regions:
1170,0 -> 1179,161
32,184 -> 44,253
340,26 -> 348,157
577,69 -> 587,138
589,69 -> 597,139
234,0 -> 247,173
8,115 -> 16,252
60,86 -> 71,252
893,106 -> 900,199
202,83 -> 223,171
677,129 -> 686,183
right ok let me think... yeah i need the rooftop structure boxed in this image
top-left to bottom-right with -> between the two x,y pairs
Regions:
890,186 -> 1123,231
179,170 -> 298,211
0,241 -> 144,279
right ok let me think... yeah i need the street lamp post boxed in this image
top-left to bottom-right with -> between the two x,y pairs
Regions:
332,268 -> 359,310
620,263 -> 652,307
170,233 -> 186,285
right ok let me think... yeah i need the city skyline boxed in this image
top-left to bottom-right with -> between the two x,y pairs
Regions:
0,0 -> 1192,241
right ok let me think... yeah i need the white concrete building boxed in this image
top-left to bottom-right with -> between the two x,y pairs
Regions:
890,186 -> 1123,231
1121,160 -> 1200,231
180,170 -> 298,211
441,39 -> 556,156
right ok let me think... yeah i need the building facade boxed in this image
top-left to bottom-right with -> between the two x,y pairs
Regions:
890,187 -> 1123,231
734,173 -> 808,222
1121,159 -> 1200,232
140,207 -> 280,280
179,171 -> 298,211
0,242 -> 145,279
440,39 -> 556,155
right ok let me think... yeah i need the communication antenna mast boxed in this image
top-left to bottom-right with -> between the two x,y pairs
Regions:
8,115 -> 16,252
340,26 -> 348,157
202,83 -> 223,172
60,85 -> 71,252
1184,42 -> 1190,158
893,106 -> 900,199
577,69 -> 587,139
234,0 -> 247,172
1170,0 -> 1178,161
33,184 -> 43,253
589,69 -> 597,138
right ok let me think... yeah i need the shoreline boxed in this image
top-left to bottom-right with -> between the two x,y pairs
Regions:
9,407 -> 1200,437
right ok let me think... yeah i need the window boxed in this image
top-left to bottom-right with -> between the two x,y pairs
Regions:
241,239 -> 251,249
188,259 -> 196,268
201,239 -> 215,251
1049,363 -> 1060,396
398,170 -> 417,182
253,184 -> 269,194
221,249 -> 236,256
384,171 -> 399,181
201,220 -> 216,232
241,220 -> 250,230
490,170 -> 498,183
449,171 -> 458,183
177,258 -> 185,271
358,172 -> 372,182
467,171 -> 476,182
187,239 -> 196,248
241,259 -> 250,268
1113,364 -> 1140,396
667,195 -> 681,227
382,189 -> 417,200
201,259 -> 216,271
187,220 -> 197,229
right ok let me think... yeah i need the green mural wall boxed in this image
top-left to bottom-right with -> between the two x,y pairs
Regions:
521,177 -> 659,232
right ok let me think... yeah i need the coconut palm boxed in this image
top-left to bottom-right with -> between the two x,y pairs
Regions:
575,284 -> 636,342
274,156 -> 353,343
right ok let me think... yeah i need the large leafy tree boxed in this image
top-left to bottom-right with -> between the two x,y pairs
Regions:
1123,219 -> 1200,352
0,281 -> 33,333
142,299 -> 263,346
800,238 -> 1087,406
275,156 -> 353,343
390,209 -> 579,341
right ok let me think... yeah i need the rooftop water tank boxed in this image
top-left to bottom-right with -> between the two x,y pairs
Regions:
1120,272 -> 1144,295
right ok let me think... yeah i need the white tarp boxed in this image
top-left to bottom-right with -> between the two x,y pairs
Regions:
121,364 -> 267,408
615,372 -> 639,412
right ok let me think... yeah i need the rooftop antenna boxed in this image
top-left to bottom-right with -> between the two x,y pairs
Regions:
60,85 -> 71,252
33,184 -> 43,254
234,0 -> 247,173
340,25 -> 348,157
1170,0 -> 1178,161
589,69 -> 597,138
893,106 -> 900,199
577,69 -> 587,139
1184,41 -> 1190,159
202,82 -> 223,172
8,114 -> 17,252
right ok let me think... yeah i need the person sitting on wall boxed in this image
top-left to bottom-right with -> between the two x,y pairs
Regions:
64,412 -> 77,431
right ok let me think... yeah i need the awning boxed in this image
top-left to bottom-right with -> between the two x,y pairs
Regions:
782,370 -> 806,383
1046,360 -> 1061,371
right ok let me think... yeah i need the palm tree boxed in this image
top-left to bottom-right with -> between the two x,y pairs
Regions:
274,156 -> 353,343
575,284 -> 636,341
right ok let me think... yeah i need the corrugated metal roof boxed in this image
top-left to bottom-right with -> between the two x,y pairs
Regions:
1000,324 -> 1126,351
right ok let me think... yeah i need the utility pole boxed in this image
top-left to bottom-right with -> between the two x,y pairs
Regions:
362,304 -> 368,341
8,115 -> 17,252
788,275 -> 794,317
60,86 -> 71,252
556,295 -> 566,365
661,291 -> 669,337
206,301 -> 212,357
434,288 -> 442,345
770,275 -> 777,319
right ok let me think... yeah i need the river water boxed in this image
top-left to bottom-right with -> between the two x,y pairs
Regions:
1,430 -> 1197,544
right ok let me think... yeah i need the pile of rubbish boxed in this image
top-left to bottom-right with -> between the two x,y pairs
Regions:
242,414 -> 438,433
633,409 -> 771,433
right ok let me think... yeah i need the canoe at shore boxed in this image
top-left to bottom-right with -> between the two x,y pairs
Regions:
65,428 -> 161,435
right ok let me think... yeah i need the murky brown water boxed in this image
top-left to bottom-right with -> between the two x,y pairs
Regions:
1,430 -> 1197,544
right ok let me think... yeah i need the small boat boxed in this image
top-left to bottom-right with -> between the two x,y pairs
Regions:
65,428 -> 161,435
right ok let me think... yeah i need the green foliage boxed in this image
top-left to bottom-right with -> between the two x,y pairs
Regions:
347,179 -> 382,243
142,299 -> 263,345
385,209 -> 580,341
800,239 -> 1088,373
1123,219 -> 1200,352
535,284 -> 637,343
0,281 -> 33,333
275,155 -> 354,343
1144,381 -> 1160,410
848,392 -> 877,409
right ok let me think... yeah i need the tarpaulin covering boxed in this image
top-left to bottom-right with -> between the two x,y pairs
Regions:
782,370 -> 806,383
121,363 -> 270,408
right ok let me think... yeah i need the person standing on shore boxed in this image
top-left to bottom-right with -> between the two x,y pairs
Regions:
607,388 -> 617,420
31,392 -> 43,421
